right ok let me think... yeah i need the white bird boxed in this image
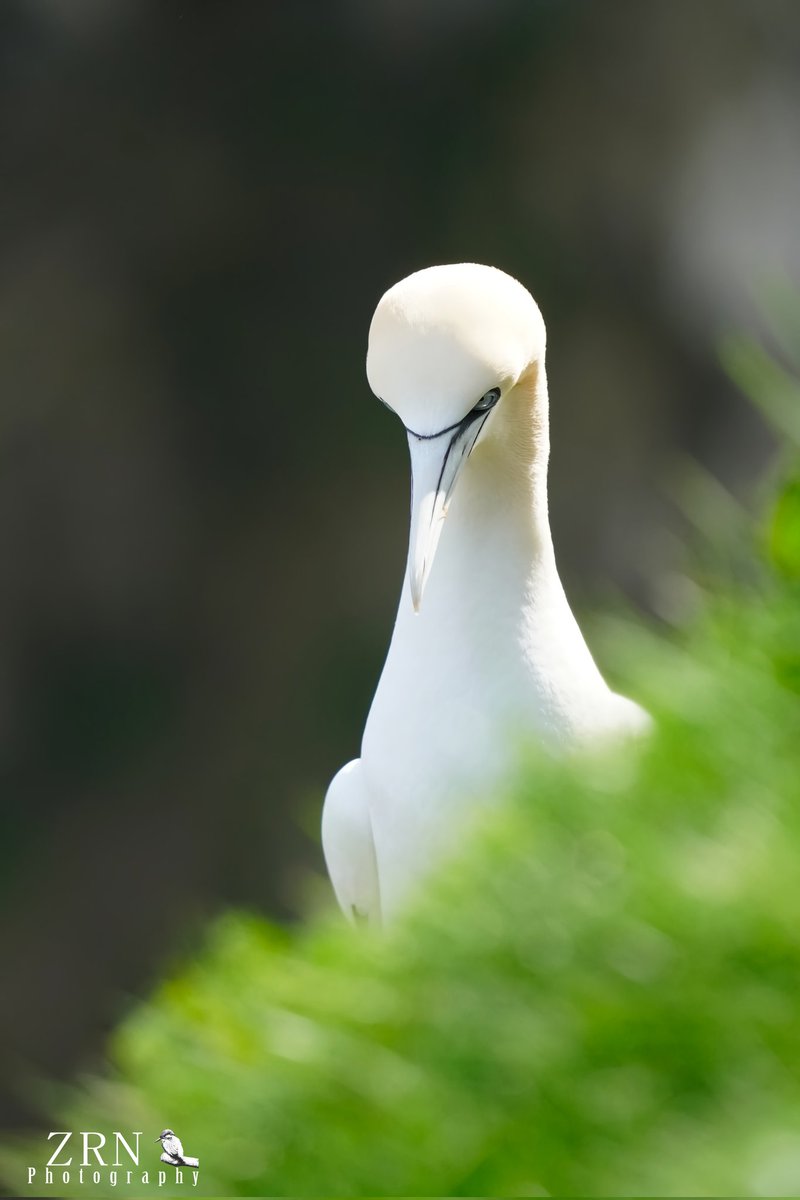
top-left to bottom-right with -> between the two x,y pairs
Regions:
156,1129 -> 199,1169
322,263 -> 648,925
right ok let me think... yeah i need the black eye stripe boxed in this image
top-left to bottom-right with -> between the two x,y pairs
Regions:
386,387 -> 502,441
468,410 -> 492,455
406,416 -> 466,441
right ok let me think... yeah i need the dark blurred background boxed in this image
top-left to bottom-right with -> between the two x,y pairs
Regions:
0,0 -> 797,1130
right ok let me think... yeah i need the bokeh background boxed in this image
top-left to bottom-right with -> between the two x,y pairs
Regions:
1,0 -> 798,1132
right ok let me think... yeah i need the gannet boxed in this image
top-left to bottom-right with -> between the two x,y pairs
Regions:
322,263 -> 648,924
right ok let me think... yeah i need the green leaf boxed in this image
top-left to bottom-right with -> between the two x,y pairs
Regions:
768,473 -> 800,578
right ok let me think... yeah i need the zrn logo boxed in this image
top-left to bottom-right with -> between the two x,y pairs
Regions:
27,1128 -> 201,1189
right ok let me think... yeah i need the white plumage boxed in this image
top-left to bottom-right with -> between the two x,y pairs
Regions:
157,1129 -> 199,1169
323,264 -> 648,924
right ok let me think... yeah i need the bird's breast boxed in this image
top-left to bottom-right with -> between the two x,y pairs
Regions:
359,454 -> 614,913
361,526 -> 540,902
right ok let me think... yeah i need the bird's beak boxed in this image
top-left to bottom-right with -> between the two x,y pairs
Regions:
406,418 -> 483,612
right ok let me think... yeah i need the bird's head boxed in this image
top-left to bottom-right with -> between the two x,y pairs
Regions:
155,1130 -> 173,1143
366,263 -> 546,611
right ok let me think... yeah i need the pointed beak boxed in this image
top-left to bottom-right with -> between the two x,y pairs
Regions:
406,416 -> 485,612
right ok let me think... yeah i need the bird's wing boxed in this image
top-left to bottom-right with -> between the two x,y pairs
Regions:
322,758 -> 381,925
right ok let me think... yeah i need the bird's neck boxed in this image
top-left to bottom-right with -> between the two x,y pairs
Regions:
459,360 -> 554,563
396,360 -> 611,738
400,360 -> 562,643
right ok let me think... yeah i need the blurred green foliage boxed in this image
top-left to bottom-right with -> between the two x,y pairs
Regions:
3,350 -> 800,1196
769,474 -> 800,578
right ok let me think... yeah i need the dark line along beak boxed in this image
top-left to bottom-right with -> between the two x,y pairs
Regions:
406,409 -> 490,612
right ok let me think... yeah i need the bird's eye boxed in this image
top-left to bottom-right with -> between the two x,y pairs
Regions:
473,387 -> 501,413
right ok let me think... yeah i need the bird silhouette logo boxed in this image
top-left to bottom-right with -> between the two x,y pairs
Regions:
155,1129 -> 199,1169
